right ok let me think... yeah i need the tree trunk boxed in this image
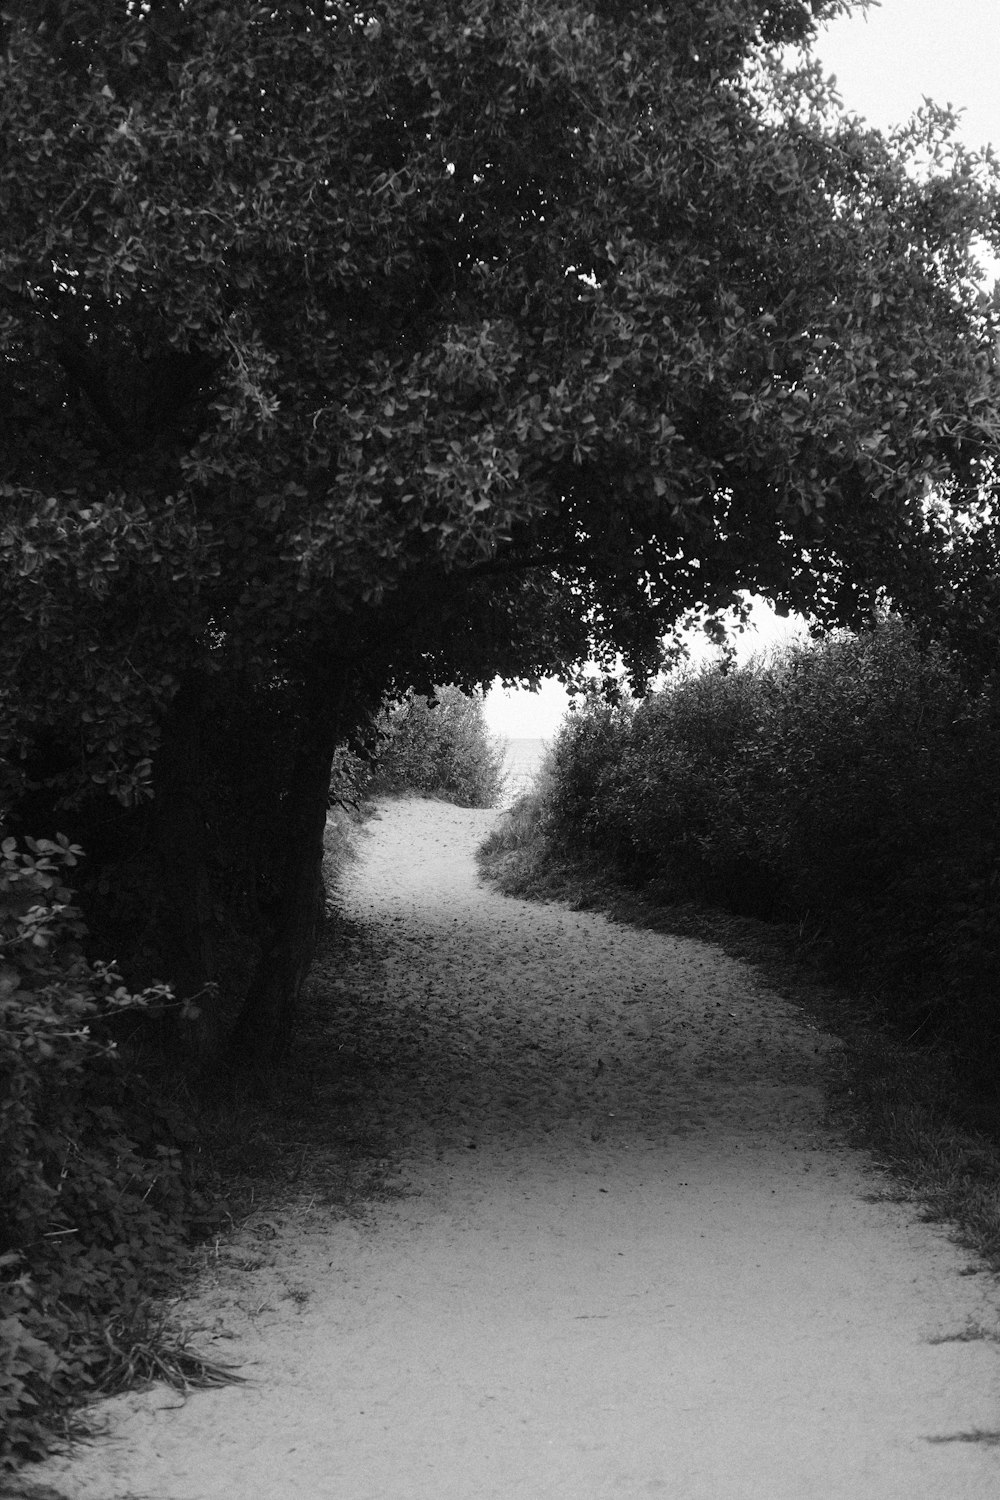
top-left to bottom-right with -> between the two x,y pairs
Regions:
228,704 -> 337,1069
155,678 -> 221,1063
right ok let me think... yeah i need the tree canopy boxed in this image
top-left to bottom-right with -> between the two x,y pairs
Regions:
3,0 -> 999,1055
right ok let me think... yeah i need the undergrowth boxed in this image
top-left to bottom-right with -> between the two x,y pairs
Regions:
0,835 -> 233,1472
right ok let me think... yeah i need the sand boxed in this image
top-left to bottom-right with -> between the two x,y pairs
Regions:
20,796 -> 1000,1499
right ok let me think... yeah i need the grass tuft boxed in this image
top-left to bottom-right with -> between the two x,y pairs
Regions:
93,1302 -> 245,1397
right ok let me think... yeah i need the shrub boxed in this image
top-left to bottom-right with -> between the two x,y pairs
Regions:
541,694 -> 633,851
758,629 -> 1000,1051
542,669 -> 781,911
521,624 -> 1000,1074
0,835 -> 210,1469
366,686 -> 507,808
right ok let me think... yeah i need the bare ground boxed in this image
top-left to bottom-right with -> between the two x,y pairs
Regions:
21,797 -> 1000,1499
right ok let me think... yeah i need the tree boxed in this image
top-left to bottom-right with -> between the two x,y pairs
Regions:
2,0 -> 998,1061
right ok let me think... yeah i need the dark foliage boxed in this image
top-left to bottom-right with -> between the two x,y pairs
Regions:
0,836 -> 217,1468
4,0 -> 1000,1067
534,625 -> 1000,1082
6,0 -> 1000,1465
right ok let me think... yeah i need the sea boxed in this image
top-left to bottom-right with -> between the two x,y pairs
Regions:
499,737 -> 548,806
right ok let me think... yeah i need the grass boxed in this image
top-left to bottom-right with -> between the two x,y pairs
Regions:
479,784 -> 1000,1275
91,1302 -> 245,1397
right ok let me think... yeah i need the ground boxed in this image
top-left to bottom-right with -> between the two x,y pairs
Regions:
19,797 -> 1000,1499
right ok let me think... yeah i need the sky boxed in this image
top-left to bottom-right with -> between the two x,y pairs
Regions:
485,0 -> 1000,741
817,0 -> 1000,155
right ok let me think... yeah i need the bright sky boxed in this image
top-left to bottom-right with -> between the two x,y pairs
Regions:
817,0 -> 1000,155
485,0 -> 1000,741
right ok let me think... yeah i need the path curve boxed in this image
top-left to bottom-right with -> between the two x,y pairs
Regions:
29,798 -> 1000,1499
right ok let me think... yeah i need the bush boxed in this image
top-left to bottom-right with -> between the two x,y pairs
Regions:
366,686 -> 507,808
0,835 -> 211,1469
541,694 -> 633,851
541,669 -> 782,912
526,624 -> 1000,1075
759,630 -> 1000,1054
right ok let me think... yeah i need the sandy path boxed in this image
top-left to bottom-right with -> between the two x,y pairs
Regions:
26,797 -> 1000,1499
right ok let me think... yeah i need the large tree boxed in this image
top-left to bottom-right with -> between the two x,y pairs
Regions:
2,0 -> 998,1060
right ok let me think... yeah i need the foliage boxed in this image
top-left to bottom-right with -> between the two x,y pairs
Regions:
0,834 -> 213,1468
524,625 -> 1000,1075
2,0 -> 999,1435
3,0 -> 1000,796
328,743 -> 374,813
366,687 -> 507,808
3,0 -> 1000,1060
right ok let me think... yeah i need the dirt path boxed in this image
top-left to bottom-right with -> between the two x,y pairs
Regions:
27,797 -> 1000,1499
